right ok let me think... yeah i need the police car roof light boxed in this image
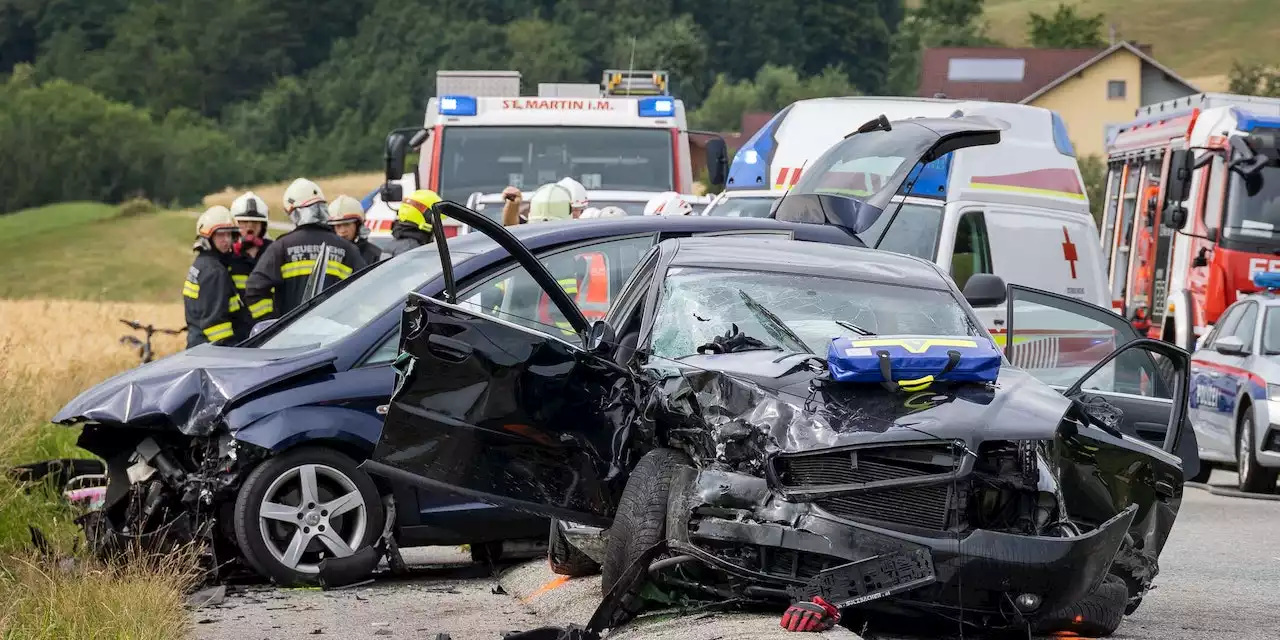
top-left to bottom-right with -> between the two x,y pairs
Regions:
1253,270 -> 1280,290
638,97 -> 675,117
439,95 -> 478,116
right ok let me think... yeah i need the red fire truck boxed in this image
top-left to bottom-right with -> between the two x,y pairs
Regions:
1103,93 -> 1280,350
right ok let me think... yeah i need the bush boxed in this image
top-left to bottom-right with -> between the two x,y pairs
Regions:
117,198 -> 158,217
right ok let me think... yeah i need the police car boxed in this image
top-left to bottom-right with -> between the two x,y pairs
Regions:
1188,271 -> 1280,492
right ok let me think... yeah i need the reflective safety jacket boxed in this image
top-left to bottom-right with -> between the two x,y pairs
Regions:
229,237 -> 274,294
184,250 -> 248,348
243,224 -> 367,321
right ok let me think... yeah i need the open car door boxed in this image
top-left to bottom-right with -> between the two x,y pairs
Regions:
772,114 -> 1002,239
359,202 -> 634,528
1004,285 -> 1201,481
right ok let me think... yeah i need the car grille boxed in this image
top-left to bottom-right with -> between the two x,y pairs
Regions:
814,485 -> 953,530
773,443 -> 961,531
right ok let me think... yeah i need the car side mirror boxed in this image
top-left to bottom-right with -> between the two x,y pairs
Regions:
381,182 -> 403,203
249,318 -> 278,339
586,320 -> 617,355
1214,335 -> 1247,356
1164,204 -> 1188,231
1166,149 -> 1195,206
705,137 -> 729,188
384,130 -> 411,183
962,273 -> 1007,307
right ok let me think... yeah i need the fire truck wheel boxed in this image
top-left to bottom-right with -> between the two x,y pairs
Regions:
1237,407 -> 1279,494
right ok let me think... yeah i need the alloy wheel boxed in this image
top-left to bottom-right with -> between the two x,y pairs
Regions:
257,463 -> 368,573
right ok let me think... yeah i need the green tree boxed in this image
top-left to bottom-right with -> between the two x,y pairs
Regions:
885,0 -> 999,96
1228,59 -> 1280,97
1077,154 -> 1107,225
1027,3 -> 1105,49
506,18 -> 587,90
607,14 -> 710,104
690,64 -> 859,131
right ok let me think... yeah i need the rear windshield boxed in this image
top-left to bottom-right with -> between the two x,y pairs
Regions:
856,202 -> 945,260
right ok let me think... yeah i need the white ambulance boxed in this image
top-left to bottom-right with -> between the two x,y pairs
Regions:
768,104 -> 1114,382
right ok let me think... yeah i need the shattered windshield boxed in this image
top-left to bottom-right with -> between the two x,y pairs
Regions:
260,246 -> 474,349
649,268 -> 979,361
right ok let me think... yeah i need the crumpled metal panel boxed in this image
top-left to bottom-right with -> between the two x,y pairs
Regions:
646,350 -> 1073,466
51,344 -> 337,436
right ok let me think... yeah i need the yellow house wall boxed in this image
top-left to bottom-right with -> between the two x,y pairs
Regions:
1029,51 -> 1143,159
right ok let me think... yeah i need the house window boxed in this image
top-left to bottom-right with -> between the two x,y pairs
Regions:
947,58 -> 1026,83
1108,80 -> 1127,100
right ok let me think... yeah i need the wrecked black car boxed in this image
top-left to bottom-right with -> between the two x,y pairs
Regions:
363,118 -> 1198,636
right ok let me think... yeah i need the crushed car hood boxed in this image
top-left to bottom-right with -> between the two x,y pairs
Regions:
52,344 -> 337,436
650,350 -> 1072,463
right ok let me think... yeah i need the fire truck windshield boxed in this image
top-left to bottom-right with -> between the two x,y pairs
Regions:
436,126 -> 674,202
1226,165 -> 1280,242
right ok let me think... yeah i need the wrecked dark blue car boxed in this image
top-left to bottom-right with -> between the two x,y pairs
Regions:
49,214 -> 864,586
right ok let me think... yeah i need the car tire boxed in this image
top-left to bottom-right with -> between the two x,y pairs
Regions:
600,448 -> 689,627
233,447 -> 385,586
549,521 -> 600,577
1033,574 -> 1128,637
1237,408 -> 1278,493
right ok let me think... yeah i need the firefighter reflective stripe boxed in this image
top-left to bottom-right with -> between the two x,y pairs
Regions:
249,299 -> 273,319
229,296 -> 243,313
203,322 -> 234,343
280,259 -> 356,279
558,277 -> 578,296
232,274 -> 248,289
183,281 -> 200,299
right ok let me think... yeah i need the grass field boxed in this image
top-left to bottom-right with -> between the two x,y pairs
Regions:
0,203 -> 197,302
981,0 -> 1280,77
202,172 -> 384,215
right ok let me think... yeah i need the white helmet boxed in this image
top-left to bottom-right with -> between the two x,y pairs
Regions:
643,192 -> 693,216
596,206 -> 627,218
230,191 -> 269,223
283,178 -> 329,227
527,183 -> 573,223
578,207 -> 602,219
556,177 -> 589,210
329,194 -> 370,240
194,206 -> 236,251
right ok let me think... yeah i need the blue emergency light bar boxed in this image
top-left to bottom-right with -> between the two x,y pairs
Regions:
638,97 -> 675,117
1253,271 -> 1280,290
438,95 -> 477,117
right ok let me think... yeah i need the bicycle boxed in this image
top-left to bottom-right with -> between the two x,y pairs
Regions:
119,318 -> 186,364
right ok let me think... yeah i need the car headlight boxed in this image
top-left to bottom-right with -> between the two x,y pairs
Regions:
1268,384 -> 1280,401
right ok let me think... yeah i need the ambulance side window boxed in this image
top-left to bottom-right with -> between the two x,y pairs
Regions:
950,211 -> 992,291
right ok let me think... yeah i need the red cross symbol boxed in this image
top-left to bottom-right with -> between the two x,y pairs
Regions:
1062,226 -> 1078,279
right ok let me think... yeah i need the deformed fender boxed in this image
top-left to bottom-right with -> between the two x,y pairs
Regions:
232,405 -> 382,455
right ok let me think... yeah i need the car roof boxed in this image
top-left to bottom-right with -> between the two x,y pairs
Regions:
665,236 -> 949,290
438,215 -> 863,254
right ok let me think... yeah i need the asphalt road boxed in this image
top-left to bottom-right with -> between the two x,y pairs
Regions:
192,470 -> 1280,640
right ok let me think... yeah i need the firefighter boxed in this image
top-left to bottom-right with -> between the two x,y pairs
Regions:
643,191 -> 694,216
557,177 -> 589,219
185,206 -> 248,348
229,191 -> 273,295
387,189 -> 443,257
244,178 -> 367,321
330,194 -> 383,264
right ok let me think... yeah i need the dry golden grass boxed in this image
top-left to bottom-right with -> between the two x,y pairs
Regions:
0,298 -> 195,639
202,171 -> 384,214
0,552 -> 195,639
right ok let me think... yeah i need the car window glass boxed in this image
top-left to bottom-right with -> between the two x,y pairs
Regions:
261,246 -> 473,349
1210,304 -> 1243,348
362,331 -> 400,366
1262,308 -> 1280,355
707,197 -> 776,218
458,235 -> 657,338
855,202 -> 945,261
649,268 -> 979,361
1231,302 -> 1258,350
1076,348 -> 1176,398
1007,287 -> 1134,388
950,211 -> 992,291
